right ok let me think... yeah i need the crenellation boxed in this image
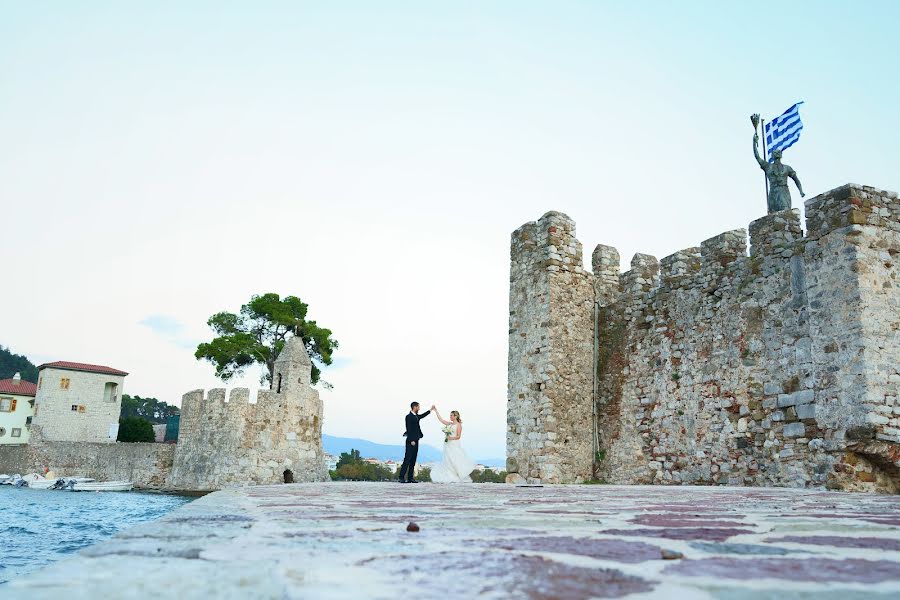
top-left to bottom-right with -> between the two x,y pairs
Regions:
700,229 -> 747,269
227,387 -> 250,406
508,182 -> 900,492
592,244 -> 620,305
207,388 -> 226,402
749,209 -> 803,258
660,247 -> 701,289
805,184 -> 900,240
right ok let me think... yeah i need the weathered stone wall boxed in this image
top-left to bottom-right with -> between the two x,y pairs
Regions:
0,443 -> 27,474
0,427 -> 174,489
167,336 -> 328,491
507,211 -> 595,483
508,183 -> 900,492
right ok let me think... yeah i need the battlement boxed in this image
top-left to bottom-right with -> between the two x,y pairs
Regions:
509,182 -> 900,490
179,387 -> 287,411
511,211 -> 589,277
805,184 -> 899,240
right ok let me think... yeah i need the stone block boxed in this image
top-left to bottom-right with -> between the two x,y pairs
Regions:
845,425 -> 876,441
796,404 -> 816,420
763,381 -> 784,396
777,390 -> 814,408
783,423 -> 805,438
505,472 -> 526,484
867,413 -> 890,426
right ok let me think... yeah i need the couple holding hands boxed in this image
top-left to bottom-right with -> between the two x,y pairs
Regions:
398,402 -> 475,484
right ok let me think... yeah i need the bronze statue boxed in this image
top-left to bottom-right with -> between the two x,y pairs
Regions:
751,114 -> 804,213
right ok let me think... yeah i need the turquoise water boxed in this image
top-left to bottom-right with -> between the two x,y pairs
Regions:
0,485 -> 193,584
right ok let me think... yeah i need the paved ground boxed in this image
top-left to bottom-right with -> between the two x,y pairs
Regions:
6,483 -> 900,599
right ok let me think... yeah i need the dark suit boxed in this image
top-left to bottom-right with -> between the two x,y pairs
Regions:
398,410 -> 430,482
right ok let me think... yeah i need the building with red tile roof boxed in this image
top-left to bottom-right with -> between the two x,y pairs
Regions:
0,373 -> 36,444
33,362 -> 128,443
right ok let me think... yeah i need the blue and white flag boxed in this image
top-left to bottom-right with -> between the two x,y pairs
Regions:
765,102 -> 804,160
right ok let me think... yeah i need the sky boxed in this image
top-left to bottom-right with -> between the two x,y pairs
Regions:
1,2 -> 898,459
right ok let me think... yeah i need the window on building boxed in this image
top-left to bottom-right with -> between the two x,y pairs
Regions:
0,397 -> 11,412
103,382 -> 118,403
38,376 -> 42,389
11,428 -> 21,438
78,405 -> 86,413
0,427 -> 5,437
71,404 -> 78,411
60,378 -> 70,390
25,416 -> 33,426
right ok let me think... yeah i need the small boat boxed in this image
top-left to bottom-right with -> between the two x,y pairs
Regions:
27,477 -> 63,490
28,476 -> 96,490
68,480 -> 133,492
21,473 -> 45,486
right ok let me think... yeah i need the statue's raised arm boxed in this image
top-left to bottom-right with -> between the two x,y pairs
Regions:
753,132 -> 767,169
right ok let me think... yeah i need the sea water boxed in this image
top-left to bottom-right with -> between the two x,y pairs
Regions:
0,485 -> 193,584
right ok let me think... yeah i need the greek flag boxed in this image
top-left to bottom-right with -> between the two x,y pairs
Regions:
765,102 -> 804,160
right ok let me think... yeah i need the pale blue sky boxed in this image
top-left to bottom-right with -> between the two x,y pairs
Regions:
2,2 -> 898,458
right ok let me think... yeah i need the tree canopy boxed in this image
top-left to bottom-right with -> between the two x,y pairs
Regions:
120,394 -> 179,424
330,449 -> 395,481
194,293 -> 337,386
117,416 -> 155,443
0,345 -> 39,383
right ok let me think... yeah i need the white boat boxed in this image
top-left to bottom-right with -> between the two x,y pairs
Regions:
28,476 -> 96,490
27,478 -> 61,490
70,480 -> 133,492
21,473 -> 45,485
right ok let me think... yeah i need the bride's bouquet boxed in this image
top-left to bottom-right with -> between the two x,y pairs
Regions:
441,425 -> 453,443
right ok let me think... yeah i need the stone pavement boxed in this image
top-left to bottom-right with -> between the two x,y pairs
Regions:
6,483 -> 900,599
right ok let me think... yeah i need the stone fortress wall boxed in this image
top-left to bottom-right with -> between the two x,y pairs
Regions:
167,335 -> 328,491
508,183 -> 900,492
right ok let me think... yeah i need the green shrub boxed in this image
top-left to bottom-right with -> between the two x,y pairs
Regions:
470,469 -> 507,483
117,416 -> 155,443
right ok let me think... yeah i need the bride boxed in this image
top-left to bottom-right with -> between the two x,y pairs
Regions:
430,407 -> 476,483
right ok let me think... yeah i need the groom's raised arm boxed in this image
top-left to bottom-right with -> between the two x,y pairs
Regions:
417,409 -> 431,420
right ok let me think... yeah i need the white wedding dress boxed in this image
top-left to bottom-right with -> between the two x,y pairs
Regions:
431,423 -> 476,483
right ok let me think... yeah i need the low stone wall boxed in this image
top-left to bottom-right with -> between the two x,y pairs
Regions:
0,431 -> 174,489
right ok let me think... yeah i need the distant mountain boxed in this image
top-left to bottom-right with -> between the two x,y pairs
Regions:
322,434 -> 442,463
322,434 -> 506,467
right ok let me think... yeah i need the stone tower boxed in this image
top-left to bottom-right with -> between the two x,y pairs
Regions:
273,334 -> 313,392
507,211 -> 595,483
167,335 -> 328,491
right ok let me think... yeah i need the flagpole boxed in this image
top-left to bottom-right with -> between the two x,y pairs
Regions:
761,117 -> 769,198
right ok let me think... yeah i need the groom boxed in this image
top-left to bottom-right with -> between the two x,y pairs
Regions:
398,402 -> 433,483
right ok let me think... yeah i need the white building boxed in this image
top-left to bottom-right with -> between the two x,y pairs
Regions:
324,453 -> 339,471
32,361 -> 128,443
0,373 -> 36,445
